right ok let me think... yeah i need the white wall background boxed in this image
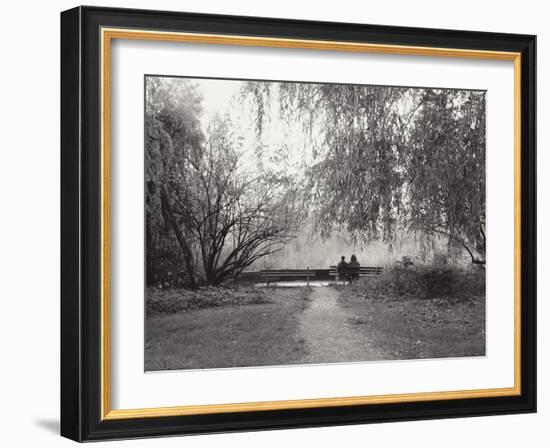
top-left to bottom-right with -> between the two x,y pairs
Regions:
0,0 -> 546,446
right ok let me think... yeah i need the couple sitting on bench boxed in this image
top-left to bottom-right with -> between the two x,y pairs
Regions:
337,254 -> 360,284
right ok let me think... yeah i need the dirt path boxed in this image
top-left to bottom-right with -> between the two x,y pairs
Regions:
299,287 -> 386,363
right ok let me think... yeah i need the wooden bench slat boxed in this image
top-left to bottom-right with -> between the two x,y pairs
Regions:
328,270 -> 383,272
259,266 -> 384,285
262,273 -> 315,277
328,268 -> 383,271
329,266 -> 383,270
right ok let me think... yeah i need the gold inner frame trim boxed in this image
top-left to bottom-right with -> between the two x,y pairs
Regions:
100,27 -> 522,421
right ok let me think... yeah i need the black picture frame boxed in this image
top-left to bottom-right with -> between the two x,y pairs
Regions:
61,5 -> 536,442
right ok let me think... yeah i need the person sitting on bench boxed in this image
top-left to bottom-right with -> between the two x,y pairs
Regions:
348,254 -> 360,283
337,256 -> 349,284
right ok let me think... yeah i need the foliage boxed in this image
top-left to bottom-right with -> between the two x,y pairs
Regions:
406,90 -> 486,263
146,77 -> 487,288
146,286 -> 271,316
242,82 -> 486,264
145,77 -> 204,287
166,115 -> 301,285
358,264 -> 485,301
146,77 -> 301,287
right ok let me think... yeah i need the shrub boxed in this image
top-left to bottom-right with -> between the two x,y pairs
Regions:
358,263 -> 485,301
146,285 -> 271,316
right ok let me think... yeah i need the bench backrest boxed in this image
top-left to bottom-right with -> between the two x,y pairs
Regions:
329,266 -> 383,275
260,270 -> 312,276
259,267 -> 383,278
329,266 -> 383,270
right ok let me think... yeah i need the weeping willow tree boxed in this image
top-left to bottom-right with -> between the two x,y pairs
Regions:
242,81 -> 486,264
406,90 -> 486,264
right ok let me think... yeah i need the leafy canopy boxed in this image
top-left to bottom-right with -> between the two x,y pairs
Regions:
242,82 -> 486,263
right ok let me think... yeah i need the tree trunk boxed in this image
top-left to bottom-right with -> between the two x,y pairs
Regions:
423,226 -> 485,265
160,185 -> 197,288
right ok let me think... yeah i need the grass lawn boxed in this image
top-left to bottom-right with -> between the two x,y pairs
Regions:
337,281 -> 486,360
145,287 -> 310,371
145,267 -> 486,371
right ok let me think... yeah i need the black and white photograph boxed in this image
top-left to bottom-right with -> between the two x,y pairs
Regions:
144,75 -> 487,371
0,0 -> 544,444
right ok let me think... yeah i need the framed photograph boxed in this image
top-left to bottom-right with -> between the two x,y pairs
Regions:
60,6 -> 536,442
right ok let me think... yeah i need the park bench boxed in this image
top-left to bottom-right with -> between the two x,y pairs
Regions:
329,265 -> 384,285
260,268 -> 313,286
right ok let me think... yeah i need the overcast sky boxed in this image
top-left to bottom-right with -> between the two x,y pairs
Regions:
191,77 -> 318,179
